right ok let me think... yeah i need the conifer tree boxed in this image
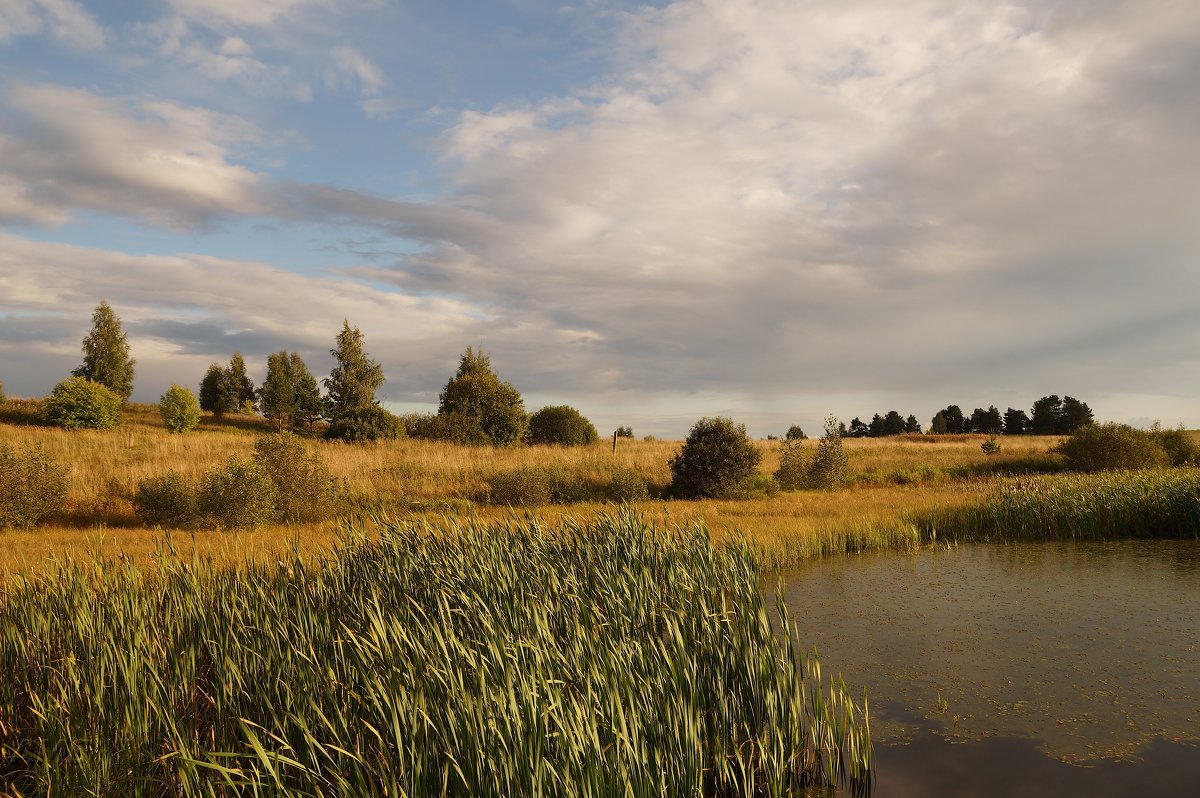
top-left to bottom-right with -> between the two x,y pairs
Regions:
73,301 -> 135,401
324,321 -> 385,417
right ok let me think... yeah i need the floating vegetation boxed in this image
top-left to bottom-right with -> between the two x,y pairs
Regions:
0,510 -> 872,796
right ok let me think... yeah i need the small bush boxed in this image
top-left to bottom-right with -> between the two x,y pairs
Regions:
198,458 -> 278,529
0,444 -> 68,528
324,405 -> 404,443
773,438 -> 808,490
785,425 -> 806,441
1058,423 -> 1169,472
526,405 -> 600,446
607,466 -> 649,502
980,435 -> 1002,456
254,433 -> 344,523
807,416 -> 849,490
133,472 -> 198,528
615,426 -> 634,439
159,384 -> 201,434
44,376 -> 121,430
669,417 -> 763,499
402,411 -> 489,445
488,467 -> 553,507
1152,426 -> 1200,467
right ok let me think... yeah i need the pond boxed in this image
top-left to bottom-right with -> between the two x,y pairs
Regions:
775,539 -> 1200,796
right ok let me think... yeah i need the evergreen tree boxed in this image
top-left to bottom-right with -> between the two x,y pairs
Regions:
72,301 -> 135,401
904,414 -> 922,434
970,405 -> 1003,434
785,425 -> 806,441
848,417 -> 869,438
1002,407 -> 1029,435
1059,396 -> 1094,433
438,347 -> 527,447
868,413 -> 885,437
324,321 -> 385,417
882,410 -> 907,436
1029,395 -> 1063,435
930,411 -> 948,434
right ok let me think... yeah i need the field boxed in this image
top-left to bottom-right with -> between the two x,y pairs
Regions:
0,400 -> 1069,572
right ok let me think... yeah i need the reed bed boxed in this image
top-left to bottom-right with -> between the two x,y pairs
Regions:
0,510 -> 872,797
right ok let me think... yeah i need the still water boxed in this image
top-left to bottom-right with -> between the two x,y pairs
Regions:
775,540 -> 1200,796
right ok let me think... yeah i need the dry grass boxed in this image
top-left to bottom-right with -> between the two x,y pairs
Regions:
0,400 -> 1073,572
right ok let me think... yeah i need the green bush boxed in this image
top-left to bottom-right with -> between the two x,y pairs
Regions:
0,444 -> 68,528
669,417 -> 763,499
198,458 -> 278,529
438,347 -> 527,446
1058,423 -> 1169,472
488,467 -> 554,507
773,438 -> 808,490
807,416 -> 849,490
526,405 -> 600,446
324,405 -> 404,443
785,425 -> 806,441
1152,426 -> 1200,467
254,433 -> 344,523
132,472 -> 198,528
607,466 -> 649,502
402,411 -> 490,445
44,376 -> 122,430
158,384 -> 201,434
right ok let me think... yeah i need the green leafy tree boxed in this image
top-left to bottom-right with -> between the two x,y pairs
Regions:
970,406 -> 1003,435
527,405 -> 600,446
438,347 -> 527,447
807,416 -> 849,490
785,425 -> 806,441
1059,396 -> 1094,433
930,411 -> 948,435
72,301 -> 135,401
1029,395 -> 1063,435
223,352 -> 256,413
882,411 -> 907,436
199,363 -> 233,416
261,351 -> 323,431
615,426 -> 634,439
773,437 -> 808,490
324,321 -> 385,417
158,384 -> 200,434
668,416 -> 762,499
1002,408 -> 1029,435
44,377 -> 121,430
904,414 -> 922,434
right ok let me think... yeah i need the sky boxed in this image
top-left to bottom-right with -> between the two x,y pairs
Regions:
1,0 -> 1198,437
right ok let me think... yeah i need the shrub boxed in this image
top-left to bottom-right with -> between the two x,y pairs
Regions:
980,435 -> 1002,456
198,458 -> 278,529
44,376 -> 122,430
1057,423 -> 1169,472
773,438 -> 809,490
607,466 -> 649,502
402,411 -> 489,445
1151,426 -> 1200,467
324,405 -> 404,443
438,347 -> 527,446
669,417 -> 763,499
488,467 -> 553,507
0,381 -> 6,406
785,425 -> 806,441
526,405 -> 600,446
254,433 -> 344,523
132,472 -> 198,528
0,444 -> 68,528
159,384 -> 201,433
615,426 -> 634,438
807,416 -> 849,490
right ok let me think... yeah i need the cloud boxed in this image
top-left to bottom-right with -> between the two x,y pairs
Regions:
327,46 -> 387,96
167,0 -> 331,29
0,0 -> 104,48
0,83 -> 270,228
0,232 -> 479,403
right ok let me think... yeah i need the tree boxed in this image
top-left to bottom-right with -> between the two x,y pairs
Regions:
199,363 -> 233,416
44,377 -> 122,430
527,405 -> 600,446
1057,424 -> 1168,472
668,417 -> 762,499
438,347 -> 527,447
1029,395 -> 1063,435
324,321 -> 385,417
73,301 -> 135,401
936,405 -> 966,434
1059,396 -> 1093,433
868,414 -> 885,437
261,351 -> 322,431
1003,408 -> 1029,435
807,416 -> 849,490
615,426 -> 634,439
223,352 -> 256,413
930,411 -> 948,435
970,406 -> 1003,435
785,425 -> 806,441
882,410 -> 907,436
159,384 -> 200,433
848,417 -> 869,438
774,437 -> 808,490
904,414 -> 922,434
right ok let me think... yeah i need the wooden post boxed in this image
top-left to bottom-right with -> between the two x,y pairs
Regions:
612,430 -> 617,454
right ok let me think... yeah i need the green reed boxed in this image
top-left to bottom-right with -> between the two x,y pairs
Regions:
0,509 -> 871,797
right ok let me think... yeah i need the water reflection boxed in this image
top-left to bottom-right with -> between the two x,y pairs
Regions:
775,540 -> 1200,795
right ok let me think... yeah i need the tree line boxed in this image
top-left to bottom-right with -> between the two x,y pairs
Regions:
839,396 -> 1094,438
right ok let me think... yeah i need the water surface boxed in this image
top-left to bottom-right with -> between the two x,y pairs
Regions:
776,540 -> 1200,795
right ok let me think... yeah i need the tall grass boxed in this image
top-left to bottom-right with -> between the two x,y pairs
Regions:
0,511 -> 872,796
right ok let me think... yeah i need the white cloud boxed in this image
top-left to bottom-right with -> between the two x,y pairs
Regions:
327,46 -> 386,96
0,0 -> 103,48
0,83 -> 269,228
168,0 -> 330,28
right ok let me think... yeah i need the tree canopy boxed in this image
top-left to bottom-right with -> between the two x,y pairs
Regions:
438,347 -> 527,447
73,302 -> 135,401
324,321 -> 385,417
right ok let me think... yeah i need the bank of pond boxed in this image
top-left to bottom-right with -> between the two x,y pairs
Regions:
0,467 -> 1197,796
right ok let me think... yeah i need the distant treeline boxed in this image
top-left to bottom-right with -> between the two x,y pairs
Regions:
843,395 -> 1094,438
